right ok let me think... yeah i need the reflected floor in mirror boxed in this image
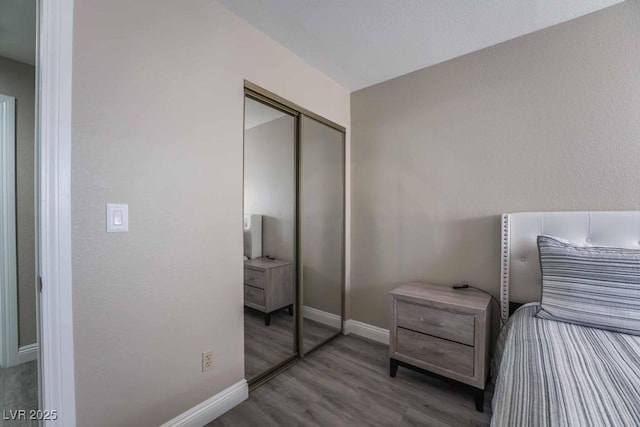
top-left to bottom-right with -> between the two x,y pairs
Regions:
244,308 -> 339,380
0,361 -> 38,427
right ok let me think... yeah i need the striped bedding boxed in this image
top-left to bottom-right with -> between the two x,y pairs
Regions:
536,235 -> 640,335
492,304 -> 640,427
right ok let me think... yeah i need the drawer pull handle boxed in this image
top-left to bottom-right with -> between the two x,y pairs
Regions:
418,318 -> 445,328
417,345 -> 445,357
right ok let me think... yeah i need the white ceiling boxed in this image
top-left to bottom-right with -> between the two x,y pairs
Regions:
221,0 -> 623,91
0,0 -> 36,65
245,98 -> 287,130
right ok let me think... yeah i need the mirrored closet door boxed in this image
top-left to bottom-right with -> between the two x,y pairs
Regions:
243,96 -> 297,383
300,117 -> 344,354
243,82 -> 345,386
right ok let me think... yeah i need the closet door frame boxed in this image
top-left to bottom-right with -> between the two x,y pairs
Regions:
243,81 -> 346,389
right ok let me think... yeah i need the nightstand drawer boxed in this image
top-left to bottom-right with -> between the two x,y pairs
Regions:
396,327 -> 474,377
244,268 -> 266,288
244,284 -> 265,308
396,300 -> 475,346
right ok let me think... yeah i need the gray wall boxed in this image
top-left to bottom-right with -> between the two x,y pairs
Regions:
0,55 -> 36,347
350,1 -> 640,328
244,115 -> 296,262
71,0 -> 349,425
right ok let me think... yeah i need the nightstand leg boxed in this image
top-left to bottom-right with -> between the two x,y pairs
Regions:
474,389 -> 484,412
264,313 -> 271,326
390,358 -> 399,377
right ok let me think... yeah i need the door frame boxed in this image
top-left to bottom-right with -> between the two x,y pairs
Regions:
38,0 -> 76,425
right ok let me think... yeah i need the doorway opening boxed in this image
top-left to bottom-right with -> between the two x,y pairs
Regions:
0,0 -> 39,417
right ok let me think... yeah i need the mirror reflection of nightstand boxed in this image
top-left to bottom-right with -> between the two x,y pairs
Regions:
244,257 -> 294,326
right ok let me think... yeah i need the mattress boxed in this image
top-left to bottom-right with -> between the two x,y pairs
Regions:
492,304 -> 640,426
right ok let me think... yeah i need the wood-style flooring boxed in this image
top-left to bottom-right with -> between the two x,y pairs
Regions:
244,307 -> 340,381
214,334 -> 492,427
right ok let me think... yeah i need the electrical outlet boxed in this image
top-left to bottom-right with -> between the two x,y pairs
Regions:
202,351 -> 214,372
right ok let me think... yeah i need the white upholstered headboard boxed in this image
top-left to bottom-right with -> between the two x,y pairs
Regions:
500,211 -> 640,320
244,214 -> 262,259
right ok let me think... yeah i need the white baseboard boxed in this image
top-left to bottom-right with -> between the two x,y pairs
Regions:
343,320 -> 389,345
303,306 -> 341,329
18,343 -> 38,365
302,307 -> 389,346
160,379 -> 248,427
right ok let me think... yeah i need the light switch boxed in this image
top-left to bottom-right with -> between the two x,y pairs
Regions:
106,203 -> 128,232
113,210 -> 123,225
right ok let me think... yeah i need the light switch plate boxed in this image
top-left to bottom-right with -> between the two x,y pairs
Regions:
106,203 -> 128,232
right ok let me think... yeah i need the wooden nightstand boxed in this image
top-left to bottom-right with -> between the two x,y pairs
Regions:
244,258 -> 294,326
389,282 -> 491,412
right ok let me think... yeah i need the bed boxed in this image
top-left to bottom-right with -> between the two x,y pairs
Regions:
492,212 -> 640,426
